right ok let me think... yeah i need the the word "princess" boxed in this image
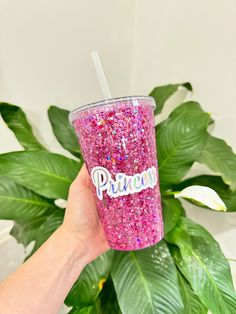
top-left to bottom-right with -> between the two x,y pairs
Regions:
91,166 -> 157,200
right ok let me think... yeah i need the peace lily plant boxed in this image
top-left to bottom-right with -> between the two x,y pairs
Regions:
0,82 -> 236,314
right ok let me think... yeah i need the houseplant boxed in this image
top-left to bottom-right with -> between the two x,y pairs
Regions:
0,82 -> 236,313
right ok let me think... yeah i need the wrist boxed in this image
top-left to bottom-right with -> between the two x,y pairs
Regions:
56,224 -> 89,278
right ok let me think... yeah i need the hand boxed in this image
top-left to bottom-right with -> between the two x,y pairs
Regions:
62,164 -> 110,265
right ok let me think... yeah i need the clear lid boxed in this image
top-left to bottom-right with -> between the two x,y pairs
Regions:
69,95 -> 156,124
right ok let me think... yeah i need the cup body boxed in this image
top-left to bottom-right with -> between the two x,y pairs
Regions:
70,96 -> 163,250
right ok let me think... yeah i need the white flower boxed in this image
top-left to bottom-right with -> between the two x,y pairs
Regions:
174,185 -> 226,212
54,199 -> 67,209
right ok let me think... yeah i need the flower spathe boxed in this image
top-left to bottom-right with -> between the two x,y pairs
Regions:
174,185 -> 226,211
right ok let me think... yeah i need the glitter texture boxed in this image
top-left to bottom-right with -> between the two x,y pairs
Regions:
71,97 -> 163,251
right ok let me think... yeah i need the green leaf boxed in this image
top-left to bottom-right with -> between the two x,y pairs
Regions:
99,276 -> 122,314
175,175 -> 236,212
0,102 -> 45,150
65,250 -> 113,307
149,82 -> 192,115
27,210 -> 64,257
169,101 -> 214,125
48,106 -> 81,158
10,216 -> 48,246
68,300 -> 101,314
170,101 -> 205,117
177,269 -> 207,314
0,177 -> 56,220
157,111 -> 210,186
162,197 -> 184,235
197,134 -> 236,190
0,151 -> 81,199
167,217 -> 236,314
111,240 -> 184,314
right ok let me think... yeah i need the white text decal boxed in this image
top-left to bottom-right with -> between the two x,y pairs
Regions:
91,166 -> 157,200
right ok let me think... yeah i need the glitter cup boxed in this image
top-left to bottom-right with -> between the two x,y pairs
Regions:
69,96 -> 163,251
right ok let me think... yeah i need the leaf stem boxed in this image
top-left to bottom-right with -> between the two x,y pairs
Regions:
161,191 -> 176,196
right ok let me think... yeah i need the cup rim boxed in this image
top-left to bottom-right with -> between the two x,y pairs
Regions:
69,95 -> 156,124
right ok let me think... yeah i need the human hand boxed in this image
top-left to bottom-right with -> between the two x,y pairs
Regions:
62,164 -> 110,265
0,165 -> 109,314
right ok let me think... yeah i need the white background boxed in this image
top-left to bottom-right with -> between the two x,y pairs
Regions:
0,0 -> 235,310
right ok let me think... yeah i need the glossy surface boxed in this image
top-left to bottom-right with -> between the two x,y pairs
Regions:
72,98 -> 163,250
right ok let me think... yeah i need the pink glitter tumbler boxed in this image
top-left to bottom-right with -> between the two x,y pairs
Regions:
69,96 -> 163,251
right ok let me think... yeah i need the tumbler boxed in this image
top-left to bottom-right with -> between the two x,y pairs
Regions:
69,96 -> 163,250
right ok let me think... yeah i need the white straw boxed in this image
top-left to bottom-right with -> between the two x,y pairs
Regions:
91,50 -> 112,99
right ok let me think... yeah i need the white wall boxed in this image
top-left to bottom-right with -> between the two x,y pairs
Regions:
131,0 -> 236,147
131,0 -> 236,283
0,0 -> 236,303
0,0 -> 135,154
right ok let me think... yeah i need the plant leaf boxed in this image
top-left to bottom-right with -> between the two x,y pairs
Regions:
149,82 -> 192,115
0,151 -> 81,199
157,111 -> 210,187
197,134 -> 236,190
176,175 -> 236,212
99,276 -> 122,314
68,299 -> 101,314
22,209 -> 65,260
48,106 -> 81,158
10,216 -> 48,246
65,250 -> 113,307
174,185 -> 226,211
177,268 -> 207,313
170,101 -> 204,117
0,177 -> 56,220
27,210 -> 64,258
0,102 -> 45,150
111,240 -> 184,314
169,101 -> 214,125
166,217 -> 236,314
162,197 -> 184,235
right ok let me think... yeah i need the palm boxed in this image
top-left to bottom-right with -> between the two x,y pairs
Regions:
64,165 -> 109,262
